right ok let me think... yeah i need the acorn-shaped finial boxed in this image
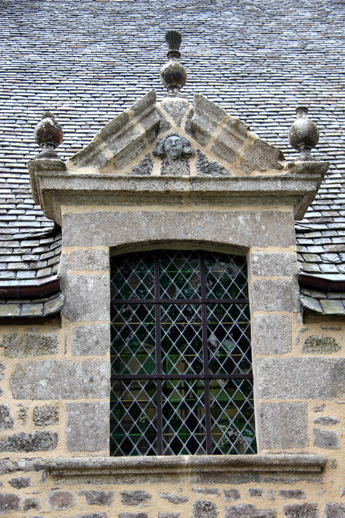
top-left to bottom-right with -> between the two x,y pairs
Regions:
289,106 -> 319,161
160,30 -> 187,95
34,112 -> 63,158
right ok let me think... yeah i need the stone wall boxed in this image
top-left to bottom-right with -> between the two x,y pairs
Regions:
1,246 -> 345,515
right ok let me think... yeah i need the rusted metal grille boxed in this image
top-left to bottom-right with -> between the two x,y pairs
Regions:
110,250 -> 256,456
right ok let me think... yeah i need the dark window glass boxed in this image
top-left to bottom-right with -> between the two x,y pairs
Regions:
110,250 -> 256,456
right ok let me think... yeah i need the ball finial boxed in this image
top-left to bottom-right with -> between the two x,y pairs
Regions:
34,112 -> 63,159
289,106 -> 319,161
160,30 -> 187,95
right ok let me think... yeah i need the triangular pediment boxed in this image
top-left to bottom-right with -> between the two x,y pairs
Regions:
67,90 -> 286,176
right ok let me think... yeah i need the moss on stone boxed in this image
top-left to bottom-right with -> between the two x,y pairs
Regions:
1,333 -> 58,358
301,335 -> 341,354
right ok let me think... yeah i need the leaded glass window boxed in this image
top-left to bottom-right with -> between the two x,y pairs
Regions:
110,250 -> 256,456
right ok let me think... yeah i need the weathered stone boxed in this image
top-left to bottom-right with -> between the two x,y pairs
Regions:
121,490 -> 151,506
192,94 -> 228,147
0,405 -> 13,430
252,314 -> 291,355
72,324 -> 110,356
160,97 -> 191,127
324,503 -> 345,517
79,490 -> 114,506
224,489 -> 241,501
258,403 -> 308,449
33,404 -> 59,427
46,491 -> 76,510
159,493 -> 188,504
119,514 -> 148,518
226,504 -> 276,517
268,490 -> 275,502
312,416 -> 340,426
313,428 -> 340,449
0,493 -> 21,513
161,156 -> 190,176
196,150 -> 231,176
66,402 -> 108,452
17,406 -> 27,424
283,503 -> 318,517
249,252 -> 298,278
10,359 -> 109,399
23,497 -> 41,511
0,431 -> 58,452
158,514 -> 181,518
193,488 -> 220,497
0,460 -> 23,476
193,500 -> 218,518
256,358 -> 345,400
249,488 -> 263,497
63,248 -> 109,272
0,333 -> 58,357
302,336 -> 341,354
63,210 -> 296,249
71,515 -> 107,518
331,459 -> 338,469
211,119 -> 248,164
250,279 -> 300,313
236,138 -> 284,173
69,140 -> 113,169
8,476 -> 31,489
340,487 -> 345,497
62,274 -> 109,322
278,490 -> 306,500
130,154 -> 154,176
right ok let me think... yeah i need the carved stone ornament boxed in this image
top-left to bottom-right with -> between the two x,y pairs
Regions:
153,132 -> 195,176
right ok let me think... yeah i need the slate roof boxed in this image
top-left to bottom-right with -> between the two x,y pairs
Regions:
1,0 -> 345,316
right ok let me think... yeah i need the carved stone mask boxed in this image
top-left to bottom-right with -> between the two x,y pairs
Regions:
153,132 -> 195,161
163,135 -> 184,160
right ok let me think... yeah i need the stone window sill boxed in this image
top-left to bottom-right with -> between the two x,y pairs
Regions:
38,454 -> 327,484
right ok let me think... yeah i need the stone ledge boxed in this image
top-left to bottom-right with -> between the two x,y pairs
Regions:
29,165 -> 327,225
38,454 -> 326,478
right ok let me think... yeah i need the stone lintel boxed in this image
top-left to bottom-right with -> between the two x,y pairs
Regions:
38,455 -> 326,480
28,169 -> 327,225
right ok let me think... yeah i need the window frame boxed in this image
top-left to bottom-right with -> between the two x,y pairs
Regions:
110,249 -> 256,456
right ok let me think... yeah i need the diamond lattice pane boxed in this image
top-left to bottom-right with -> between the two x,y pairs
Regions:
161,304 -> 203,374
205,253 -> 248,300
209,378 -> 256,454
207,304 -> 251,375
110,379 -> 157,456
111,252 -> 155,300
111,304 -> 156,375
162,379 -> 207,455
159,251 -> 201,300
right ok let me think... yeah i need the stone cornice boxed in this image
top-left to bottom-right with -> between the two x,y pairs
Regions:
28,160 -> 328,225
33,454 -> 327,484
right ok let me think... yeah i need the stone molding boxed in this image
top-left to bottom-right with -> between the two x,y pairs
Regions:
37,454 -> 327,481
28,163 -> 328,225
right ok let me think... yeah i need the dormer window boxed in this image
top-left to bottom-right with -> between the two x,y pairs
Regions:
110,250 -> 256,456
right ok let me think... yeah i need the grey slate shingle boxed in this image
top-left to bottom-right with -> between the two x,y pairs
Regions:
0,0 -> 345,315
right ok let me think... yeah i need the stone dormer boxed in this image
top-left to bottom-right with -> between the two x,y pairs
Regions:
27,88 -> 330,460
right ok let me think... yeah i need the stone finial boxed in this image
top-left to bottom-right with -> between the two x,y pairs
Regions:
160,30 -> 187,95
289,106 -> 319,161
34,112 -> 63,159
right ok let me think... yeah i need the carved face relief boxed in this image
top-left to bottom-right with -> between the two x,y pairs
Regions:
164,135 -> 184,160
153,132 -> 195,160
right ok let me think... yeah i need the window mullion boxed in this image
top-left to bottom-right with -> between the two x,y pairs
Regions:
200,252 -> 212,454
154,253 -> 163,455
